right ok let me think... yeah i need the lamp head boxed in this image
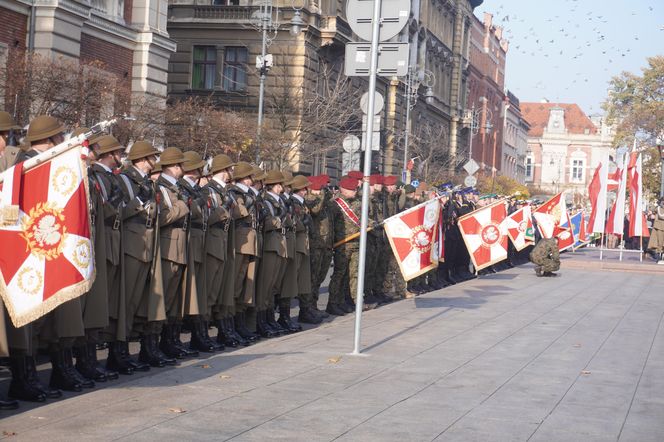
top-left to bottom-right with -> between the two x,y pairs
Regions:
289,10 -> 304,36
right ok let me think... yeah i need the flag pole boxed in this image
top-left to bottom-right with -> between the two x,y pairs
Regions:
0,118 -> 118,183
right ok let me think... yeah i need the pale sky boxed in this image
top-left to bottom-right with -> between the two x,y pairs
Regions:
477,0 -> 664,116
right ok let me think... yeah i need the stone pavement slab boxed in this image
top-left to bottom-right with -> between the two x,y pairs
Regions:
1,264 -> 663,441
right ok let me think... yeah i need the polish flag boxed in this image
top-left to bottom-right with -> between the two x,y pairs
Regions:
606,152 -> 628,235
627,152 -> 649,238
587,153 -> 609,233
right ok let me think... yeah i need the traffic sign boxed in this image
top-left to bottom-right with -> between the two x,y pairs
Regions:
360,91 -> 384,115
342,135 -> 361,153
464,175 -> 477,188
346,0 -> 411,42
344,42 -> 409,77
463,159 -> 480,176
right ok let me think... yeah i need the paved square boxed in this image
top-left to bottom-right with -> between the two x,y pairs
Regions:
1,264 -> 663,441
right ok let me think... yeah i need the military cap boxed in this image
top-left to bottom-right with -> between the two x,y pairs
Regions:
233,161 -> 254,180
369,174 -> 383,185
0,111 -> 21,131
264,170 -> 285,185
95,135 -> 124,155
26,115 -> 65,142
308,175 -> 324,191
127,140 -> 159,161
152,162 -> 162,174
182,151 -> 206,172
383,175 -> 397,186
281,170 -> 294,186
159,147 -> 185,166
404,184 -> 416,194
348,170 -> 363,180
319,174 -> 330,185
290,175 -> 309,191
339,177 -> 359,191
250,165 -> 266,181
209,154 -> 235,174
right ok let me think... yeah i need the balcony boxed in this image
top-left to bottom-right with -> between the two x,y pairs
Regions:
193,5 -> 260,21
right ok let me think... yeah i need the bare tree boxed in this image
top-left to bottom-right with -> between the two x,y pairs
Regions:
406,119 -> 454,184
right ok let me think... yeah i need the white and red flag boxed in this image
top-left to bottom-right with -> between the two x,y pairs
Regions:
557,212 -> 576,251
384,198 -> 440,281
606,152 -> 628,235
432,202 -> 445,262
627,152 -> 649,238
0,146 -> 94,327
533,192 -> 568,237
587,153 -> 609,233
502,204 -> 534,251
458,200 -> 509,271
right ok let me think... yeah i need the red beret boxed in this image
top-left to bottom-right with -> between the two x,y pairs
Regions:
369,174 -> 383,185
308,175 -> 324,191
383,175 -> 397,186
319,174 -> 330,185
347,170 -> 363,180
340,177 -> 359,191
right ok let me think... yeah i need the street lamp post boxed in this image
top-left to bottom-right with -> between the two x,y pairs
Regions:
253,0 -> 303,163
466,101 -> 493,163
658,140 -> 664,198
402,66 -> 435,183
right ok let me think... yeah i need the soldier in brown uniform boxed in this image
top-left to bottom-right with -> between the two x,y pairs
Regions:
227,162 -> 260,342
16,116 -> 89,393
153,147 -> 190,365
202,155 -> 246,346
286,175 -> 314,328
115,140 -> 161,373
178,151 -> 220,352
255,171 -> 288,337
76,134 -> 125,383
0,111 -> 21,172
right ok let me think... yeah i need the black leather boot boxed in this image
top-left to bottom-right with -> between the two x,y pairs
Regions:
74,344 -> 108,383
88,343 -> 118,380
227,317 -> 250,347
256,310 -> 277,338
190,319 -> 215,353
151,334 -> 177,366
297,306 -> 322,325
139,335 -> 165,368
120,341 -> 150,372
8,355 -> 47,402
266,306 -> 287,335
173,323 -> 199,358
106,341 -> 134,375
0,395 -> 19,410
64,348 -> 95,389
159,325 -> 187,359
235,312 -> 259,342
216,319 -> 239,347
278,299 -> 303,332
25,355 -> 62,398
204,320 -> 224,351
49,349 -> 83,392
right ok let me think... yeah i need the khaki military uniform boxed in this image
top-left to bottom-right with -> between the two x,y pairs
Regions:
647,207 -> 664,253
257,192 -> 288,310
228,183 -> 258,309
288,194 -> 312,302
203,179 -> 234,320
156,175 -> 190,319
117,166 -> 163,337
178,178 -> 205,318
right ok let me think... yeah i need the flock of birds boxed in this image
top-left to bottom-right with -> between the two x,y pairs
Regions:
483,0 -> 662,113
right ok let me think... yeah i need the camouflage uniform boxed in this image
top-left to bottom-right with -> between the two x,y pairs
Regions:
529,238 -> 560,275
382,189 -> 407,298
328,195 -> 361,307
304,189 -> 334,308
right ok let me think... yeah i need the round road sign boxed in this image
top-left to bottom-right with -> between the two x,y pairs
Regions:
342,135 -> 361,153
346,0 -> 411,42
464,175 -> 477,188
360,91 -> 384,115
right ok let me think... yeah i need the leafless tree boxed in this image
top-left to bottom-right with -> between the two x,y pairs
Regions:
406,119 -> 454,184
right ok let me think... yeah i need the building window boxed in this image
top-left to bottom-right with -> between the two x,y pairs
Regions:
571,159 -> 584,182
192,46 -> 217,90
223,47 -> 248,92
212,0 -> 239,5
525,155 -> 534,181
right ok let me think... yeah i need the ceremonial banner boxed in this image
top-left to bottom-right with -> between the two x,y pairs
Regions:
458,200 -> 508,271
571,211 -> 591,249
533,192 -> 569,238
433,202 -> 445,262
503,204 -> 534,251
557,212 -> 575,252
587,154 -> 609,233
606,151 -> 628,235
627,152 -> 650,238
0,147 -> 94,327
384,198 -> 440,281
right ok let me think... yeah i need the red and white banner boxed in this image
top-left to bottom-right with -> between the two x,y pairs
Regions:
384,198 -> 440,281
557,212 -> 575,252
458,200 -> 509,271
0,146 -> 94,327
502,204 -> 534,251
587,153 -> 609,233
606,152 -> 628,235
533,192 -> 568,238
627,152 -> 649,238
433,202 -> 445,262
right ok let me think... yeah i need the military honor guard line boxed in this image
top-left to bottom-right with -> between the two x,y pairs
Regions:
0,112 -> 660,411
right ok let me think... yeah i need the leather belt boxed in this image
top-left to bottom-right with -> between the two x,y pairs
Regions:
125,217 -> 155,229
